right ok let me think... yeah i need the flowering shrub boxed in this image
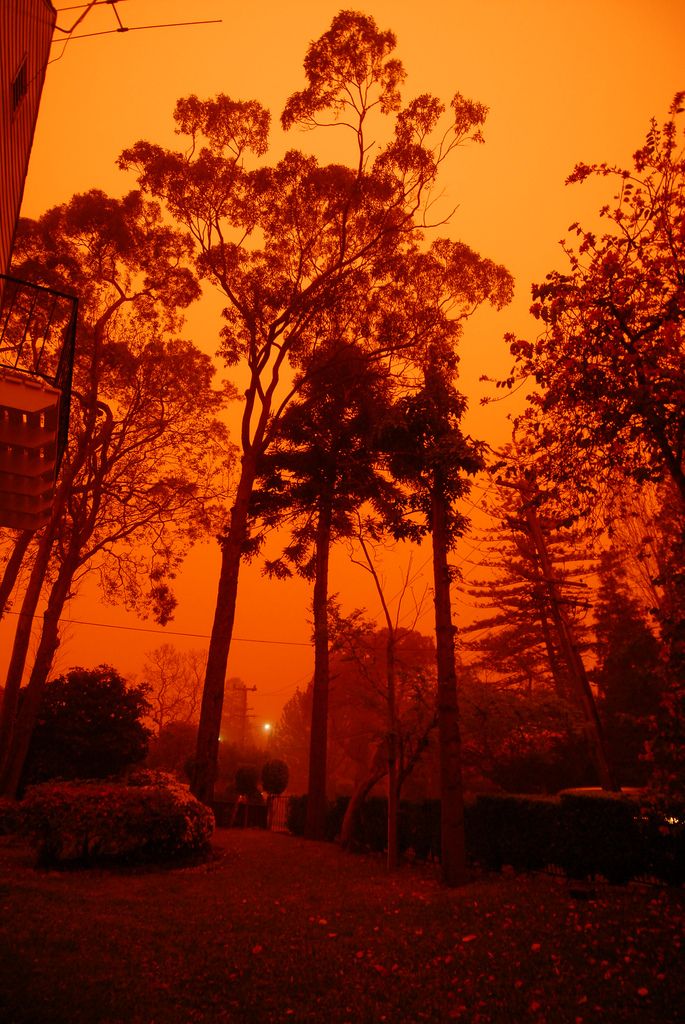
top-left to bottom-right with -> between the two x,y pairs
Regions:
20,776 -> 214,866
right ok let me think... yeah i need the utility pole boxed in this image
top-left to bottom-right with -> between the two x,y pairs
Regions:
225,679 -> 256,749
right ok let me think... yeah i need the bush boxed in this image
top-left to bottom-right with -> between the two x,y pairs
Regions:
487,736 -> 597,794
468,794 -> 563,873
234,765 -> 261,798
261,759 -> 289,796
20,775 -> 214,866
640,798 -> 685,885
22,666 -> 150,788
403,800 -> 442,860
286,794 -> 307,835
353,797 -> 388,852
0,797 -> 21,836
467,791 -> 685,885
285,795 -> 348,841
146,721 -> 197,777
288,790 -> 684,886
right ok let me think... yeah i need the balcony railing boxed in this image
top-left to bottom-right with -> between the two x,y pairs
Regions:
0,274 -> 78,531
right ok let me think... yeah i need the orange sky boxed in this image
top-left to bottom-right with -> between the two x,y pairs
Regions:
3,0 -> 684,728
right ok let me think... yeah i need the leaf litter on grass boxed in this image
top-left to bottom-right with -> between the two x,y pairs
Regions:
0,829 -> 683,1023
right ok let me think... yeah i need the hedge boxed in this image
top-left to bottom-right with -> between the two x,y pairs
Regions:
286,791 -> 685,885
20,772 -> 214,866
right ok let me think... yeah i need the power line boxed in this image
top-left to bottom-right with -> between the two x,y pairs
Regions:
53,20 -> 223,41
56,1 -> 131,12
3,609 -> 312,647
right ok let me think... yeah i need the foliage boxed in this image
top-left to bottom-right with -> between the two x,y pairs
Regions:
288,789 -> 684,885
234,765 -> 261,798
0,187 -> 229,798
274,623 -> 438,799
20,775 -> 214,866
10,189 -> 220,618
142,645 -> 206,736
286,794 -> 348,843
118,9 -> 497,803
22,666 -> 150,788
145,721 -> 198,778
461,478 -> 597,699
593,552 -> 664,785
470,722 -> 596,795
468,794 -> 566,873
0,796 -> 20,835
505,95 -> 685,507
249,343 -> 402,572
261,759 -> 289,796
646,684 -> 685,801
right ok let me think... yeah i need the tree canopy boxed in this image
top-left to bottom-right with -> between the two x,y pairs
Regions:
505,95 -> 685,508
21,665 -> 150,788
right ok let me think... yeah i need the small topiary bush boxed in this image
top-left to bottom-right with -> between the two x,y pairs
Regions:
20,775 -> 214,867
234,764 -> 261,799
261,759 -> 289,796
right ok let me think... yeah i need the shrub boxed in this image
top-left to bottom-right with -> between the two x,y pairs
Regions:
403,800 -> 441,860
285,795 -> 348,841
22,666 -> 150,788
639,798 -> 685,885
286,794 -> 307,835
145,721 -> 197,776
234,765 -> 261,798
0,797 -> 21,836
288,790 -> 684,886
261,759 -> 289,796
20,776 -> 214,866
353,797 -> 388,852
468,794 -> 563,872
559,791 -> 653,883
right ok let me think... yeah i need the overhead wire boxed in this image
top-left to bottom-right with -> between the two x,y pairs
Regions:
56,1 -> 131,11
2,608 -> 312,647
55,21 -> 223,42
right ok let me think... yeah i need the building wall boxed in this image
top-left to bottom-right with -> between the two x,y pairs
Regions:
0,0 -> 56,275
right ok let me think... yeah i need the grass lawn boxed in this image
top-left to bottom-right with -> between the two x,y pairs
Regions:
0,827 -> 683,1023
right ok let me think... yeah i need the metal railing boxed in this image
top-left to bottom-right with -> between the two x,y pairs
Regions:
0,273 -> 78,470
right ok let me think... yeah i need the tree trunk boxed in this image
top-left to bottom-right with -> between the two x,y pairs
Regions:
191,455 -> 257,804
0,376 -> 102,770
304,492 -> 333,840
0,557 -> 74,796
386,625 -> 399,871
431,476 -> 468,887
340,751 -> 387,850
0,523 -> 56,775
0,530 -> 33,620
